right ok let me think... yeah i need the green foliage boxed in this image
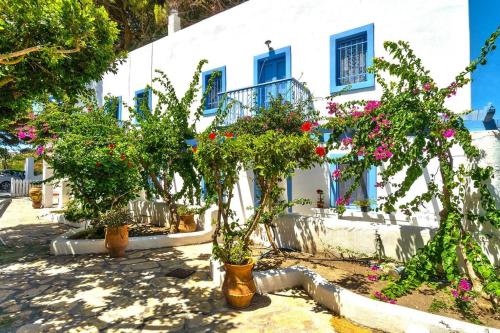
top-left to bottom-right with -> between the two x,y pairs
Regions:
99,206 -> 133,228
129,61 -> 209,230
326,29 -> 500,300
30,99 -> 142,218
64,199 -> 95,222
428,299 -> 448,313
0,0 -> 121,120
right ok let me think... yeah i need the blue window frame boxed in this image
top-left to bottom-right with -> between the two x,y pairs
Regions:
202,66 -> 226,116
324,133 -> 376,210
134,88 -> 152,123
104,96 -> 122,120
330,24 -> 374,93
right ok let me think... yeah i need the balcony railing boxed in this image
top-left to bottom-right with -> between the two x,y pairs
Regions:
218,78 -> 313,126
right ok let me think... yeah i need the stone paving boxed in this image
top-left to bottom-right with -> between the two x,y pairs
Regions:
0,199 -> 336,332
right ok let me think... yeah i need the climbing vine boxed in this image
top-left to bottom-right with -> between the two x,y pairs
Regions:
325,27 -> 500,301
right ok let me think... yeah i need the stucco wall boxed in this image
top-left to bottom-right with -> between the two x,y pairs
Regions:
99,0 -> 500,229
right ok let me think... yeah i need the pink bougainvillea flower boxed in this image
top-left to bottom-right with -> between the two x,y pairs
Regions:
315,146 -> 326,157
374,291 -> 382,299
367,275 -> 378,282
352,111 -> 364,118
461,296 -> 471,302
370,265 -> 380,271
327,102 -> 338,115
423,83 -> 432,91
341,137 -> 353,146
335,197 -> 344,206
451,289 -> 459,298
332,169 -> 341,179
35,146 -> 45,156
374,146 -> 393,161
301,122 -> 312,132
357,146 -> 366,156
364,100 -> 382,113
208,132 -> 216,140
442,129 -> 455,138
389,299 -> 397,304
379,119 -> 392,128
458,279 -> 472,292
18,131 -> 27,140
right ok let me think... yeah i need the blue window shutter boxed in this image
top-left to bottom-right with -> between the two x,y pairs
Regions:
286,176 -> 293,213
254,176 -> 261,207
202,66 -> 226,116
201,177 -> 207,200
367,165 -> 377,209
330,23 -> 375,94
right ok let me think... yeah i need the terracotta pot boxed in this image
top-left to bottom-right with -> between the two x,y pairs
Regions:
28,187 -> 42,209
105,225 -> 129,257
178,214 -> 196,233
222,259 -> 256,309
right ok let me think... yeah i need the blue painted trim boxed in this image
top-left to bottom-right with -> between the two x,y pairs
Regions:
117,96 -> 122,121
253,46 -> 292,85
200,177 -> 207,200
327,150 -> 377,209
330,23 -> 375,94
202,66 -> 226,116
286,176 -> 292,213
185,138 -> 197,147
254,175 -> 262,207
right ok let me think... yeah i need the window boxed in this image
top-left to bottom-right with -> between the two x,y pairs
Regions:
134,88 -> 151,122
326,144 -> 377,209
202,66 -> 226,116
104,96 -> 122,120
330,24 -> 374,93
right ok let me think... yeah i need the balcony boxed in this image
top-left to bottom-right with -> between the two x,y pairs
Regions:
218,78 -> 313,126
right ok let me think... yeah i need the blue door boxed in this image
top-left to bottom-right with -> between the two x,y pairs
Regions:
257,55 -> 287,108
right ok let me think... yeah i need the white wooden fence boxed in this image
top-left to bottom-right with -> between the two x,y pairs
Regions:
10,176 -> 43,197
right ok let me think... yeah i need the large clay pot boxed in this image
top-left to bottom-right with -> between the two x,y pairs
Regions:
29,186 -> 42,209
178,214 -> 197,233
105,225 -> 129,257
222,259 -> 256,309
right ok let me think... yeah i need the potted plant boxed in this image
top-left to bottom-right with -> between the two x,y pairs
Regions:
176,204 -> 197,233
101,206 -> 132,258
353,199 -> 372,213
29,183 -> 43,209
214,234 -> 256,309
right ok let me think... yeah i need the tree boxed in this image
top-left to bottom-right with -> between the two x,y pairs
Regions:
0,147 -> 9,169
0,0 -> 121,120
129,62 -> 209,231
325,30 -> 500,303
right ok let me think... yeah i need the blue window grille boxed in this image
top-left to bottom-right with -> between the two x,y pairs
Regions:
104,96 -> 122,120
330,24 -> 374,93
202,66 -> 226,116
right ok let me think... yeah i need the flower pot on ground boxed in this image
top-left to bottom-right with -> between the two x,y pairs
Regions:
101,207 -> 132,258
354,200 -> 372,213
176,205 -> 197,233
29,185 -> 42,209
217,240 -> 256,309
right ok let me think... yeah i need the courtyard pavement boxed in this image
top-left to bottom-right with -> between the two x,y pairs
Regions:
0,199 -> 336,332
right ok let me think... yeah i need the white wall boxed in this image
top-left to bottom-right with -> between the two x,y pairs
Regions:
100,0 -> 497,227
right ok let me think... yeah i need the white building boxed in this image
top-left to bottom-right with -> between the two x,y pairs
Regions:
101,0 -> 499,263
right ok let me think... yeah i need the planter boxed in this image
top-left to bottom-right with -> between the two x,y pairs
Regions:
29,186 -> 42,209
360,206 -> 369,213
178,213 -> 197,233
222,259 -> 256,309
105,225 -> 129,257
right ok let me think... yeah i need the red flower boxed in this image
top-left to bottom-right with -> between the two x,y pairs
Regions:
315,146 -> 326,157
301,122 -> 312,132
127,161 -> 133,168
225,132 -> 234,139
95,162 -> 102,167
192,146 -> 198,153
120,153 -> 126,160
209,132 -> 216,140
108,143 -> 116,150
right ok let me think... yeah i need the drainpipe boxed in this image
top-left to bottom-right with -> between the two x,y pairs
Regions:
168,9 -> 181,35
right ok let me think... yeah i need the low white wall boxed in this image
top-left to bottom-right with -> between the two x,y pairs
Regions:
50,207 -> 217,256
261,210 -> 499,266
129,199 -> 169,226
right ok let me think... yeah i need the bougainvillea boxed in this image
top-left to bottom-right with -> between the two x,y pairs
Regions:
325,29 -> 500,301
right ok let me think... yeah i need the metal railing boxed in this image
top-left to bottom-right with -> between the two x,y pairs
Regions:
218,78 -> 313,126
